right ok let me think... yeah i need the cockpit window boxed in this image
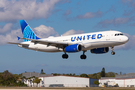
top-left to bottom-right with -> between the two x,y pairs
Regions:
115,33 -> 124,36
120,33 -> 123,35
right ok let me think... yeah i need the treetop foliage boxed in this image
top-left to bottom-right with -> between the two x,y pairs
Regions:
101,67 -> 105,77
0,70 -> 26,86
93,80 -> 100,85
52,72 -> 116,79
33,77 -> 41,84
40,69 -> 45,74
0,68 -> 118,86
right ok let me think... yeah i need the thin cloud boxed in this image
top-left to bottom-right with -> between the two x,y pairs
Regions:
123,10 -> 133,16
62,29 -> 84,36
65,10 -> 103,21
77,9 -> 102,19
64,9 -> 72,16
121,0 -> 135,16
121,0 -> 133,4
96,17 -> 130,28
0,29 -> 22,45
0,0 -> 61,22
34,25 -> 59,38
106,5 -> 116,13
0,23 -> 13,33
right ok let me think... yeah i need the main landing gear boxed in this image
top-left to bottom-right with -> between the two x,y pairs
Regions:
62,51 -> 87,59
62,53 -> 68,59
111,47 -> 115,55
80,51 -> 87,59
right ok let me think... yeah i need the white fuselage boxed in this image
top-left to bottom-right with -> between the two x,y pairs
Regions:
19,31 -> 128,52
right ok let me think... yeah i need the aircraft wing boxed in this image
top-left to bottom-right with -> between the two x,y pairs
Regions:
20,38 -> 73,48
8,42 -> 29,46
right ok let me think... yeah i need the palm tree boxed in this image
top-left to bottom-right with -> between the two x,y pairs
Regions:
32,77 -> 41,87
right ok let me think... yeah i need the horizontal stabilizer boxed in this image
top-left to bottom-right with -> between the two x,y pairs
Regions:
8,42 -> 29,46
8,42 -> 21,45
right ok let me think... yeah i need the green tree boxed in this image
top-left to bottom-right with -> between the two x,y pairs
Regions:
106,72 -> 115,77
72,73 -> 76,76
40,69 -> 45,74
88,72 -> 101,79
0,70 -> 26,86
69,73 -> 72,76
93,80 -> 100,85
101,67 -> 105,77
33,77 -> 41,87
80,74 -> 88,77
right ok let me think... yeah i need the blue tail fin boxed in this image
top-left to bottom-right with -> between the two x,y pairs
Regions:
20,20 -> 40,42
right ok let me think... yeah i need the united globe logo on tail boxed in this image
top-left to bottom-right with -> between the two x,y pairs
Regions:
20,20 -> 40,42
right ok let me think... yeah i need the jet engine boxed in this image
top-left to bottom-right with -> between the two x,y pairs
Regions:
65,44 -> 82,53
91,47 -> 109,54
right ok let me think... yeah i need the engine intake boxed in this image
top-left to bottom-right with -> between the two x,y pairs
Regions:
65,44 -> 82,53
91,47 -> 109,54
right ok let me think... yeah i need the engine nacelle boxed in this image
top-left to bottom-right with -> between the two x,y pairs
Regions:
91,47 -> 109,54
65,44 -> 82,53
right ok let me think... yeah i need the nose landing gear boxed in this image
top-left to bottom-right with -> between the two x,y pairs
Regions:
111,47 -> 115,55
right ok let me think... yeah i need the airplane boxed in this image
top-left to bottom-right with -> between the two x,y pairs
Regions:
9,20 -> 129,59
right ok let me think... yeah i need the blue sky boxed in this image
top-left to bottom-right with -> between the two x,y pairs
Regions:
0,0 -> 135,75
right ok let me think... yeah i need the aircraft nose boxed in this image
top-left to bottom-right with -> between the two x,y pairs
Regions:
124,36 -> 129,43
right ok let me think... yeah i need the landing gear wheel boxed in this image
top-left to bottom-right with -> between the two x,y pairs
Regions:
62,54 -> 68,59
80,51 -> 87,59
111,51 -> 115,55
80,55 -> 87,59
111,47 -> 115,55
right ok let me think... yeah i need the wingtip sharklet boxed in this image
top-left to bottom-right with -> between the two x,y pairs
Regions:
17,36 -> 21,40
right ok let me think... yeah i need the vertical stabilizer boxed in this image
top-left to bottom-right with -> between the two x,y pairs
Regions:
20,20 -> 40,42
